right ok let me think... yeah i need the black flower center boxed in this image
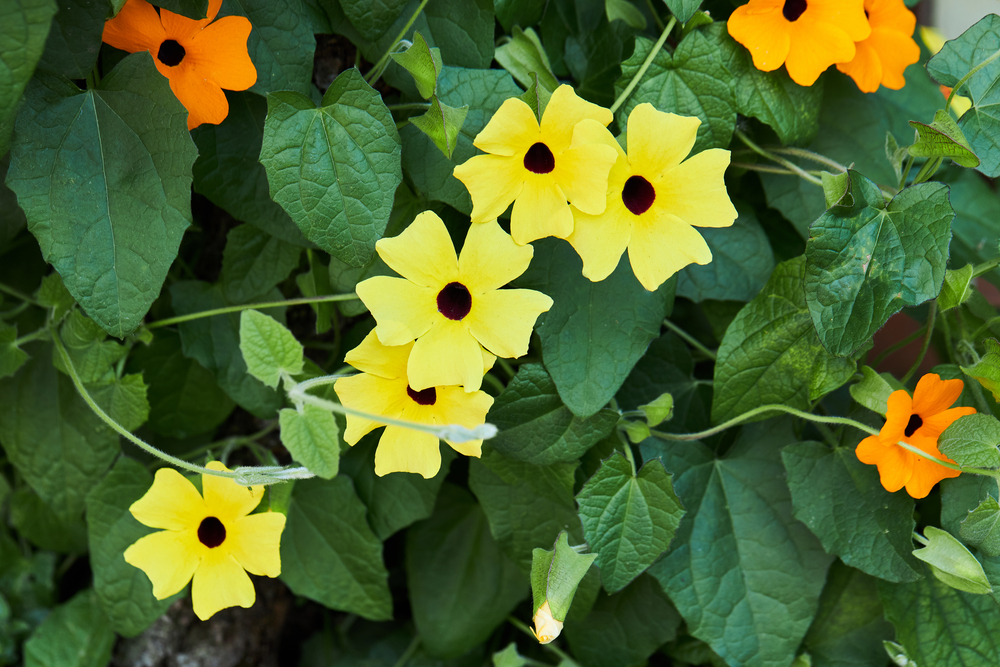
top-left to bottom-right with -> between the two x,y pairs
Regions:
437,282 -> 472,320
198,516 -> 226,548
523,142 -> 555,174
622,175 -> 656,215
782,0 -> 807,21
157,39 -> 186,67
904,414 -> 923,438
407,385 -> 437,405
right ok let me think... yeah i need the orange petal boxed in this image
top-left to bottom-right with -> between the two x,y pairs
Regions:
102,0 -> 165,53
185,16 -> 257,90
165,61 -> 230,129
904,451 -> 961,499
836,40 -> 883,93
727,5 -> 791,73
867,27 -> 920,90
918,406 -> 977,440
910,373 -> 964,416
880,389 -> 912,444
784,18 -> 857,86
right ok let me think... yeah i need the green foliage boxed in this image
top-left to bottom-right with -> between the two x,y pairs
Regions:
278,405 -> 341,479
849,366 -> 900,416
939,263 -> 975,311
239,309 -> 304,388
222,225 -> 302,304
22,590 -> 114,667
961,496 -> 1000,558
909,108 -> 980,168
938,413 -> 1000,469
530,531 -> 597,619
0,323 -> 28,380
0,0 -> 57,154
912,526 -> 992,595
36,0 -> 107,80
341,0 -> 407,41
494,26 -> 559,93
662,0 -> 701,23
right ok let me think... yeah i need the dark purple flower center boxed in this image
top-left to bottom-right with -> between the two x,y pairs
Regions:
407,385 -> 437,405
158,39 -> 186,66
523,142 -> 555,174
782,0 -> 807,21
198,516 -> 226,548
622,175 -> 656,215
437,282 -> 472,320
904,414 -> 923,438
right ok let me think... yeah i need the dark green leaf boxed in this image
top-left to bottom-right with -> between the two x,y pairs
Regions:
148,0 -> 209,18
36,271 -> 74,320
663,0 -> 701,23
495,0 -> 544,31
23,589 -> 114,667
0,0 -> 57,154
948,170 -> 1000,281
296,250 -> 335,334
279,405 -> 340,479
642,420 -> 834,667
909,108 -> 980,168
37,0 -> 107,80
7,55 -> 196,337
938,413 -> 1000,469
961,496 -> 1000,558
519,71 -> 552,121
407,484 -> 527,658
280,476 -> 392,620
0,322 -> 29,379
54,310 -> 126,384
221,225 -> 302,304
260,68 -> 402,267
341,0 -> 407,40
558,4 -> 632,107
10,487 -> 87,553
605,0 -> 645,29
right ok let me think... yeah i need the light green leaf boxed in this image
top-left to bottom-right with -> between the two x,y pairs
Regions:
519,71 -> 552,121
10,487 -> 87,553
260,68 -> 402,267
849,366 -> 902,416
939,263 -> 975,311
407,484 -> 527,658
36,0 -> 106,80
782,440 -> 921,583
23,589 -> 114,667
623,420 -> 650,443
712,256 -> 856,423
279,405 -> 340,479
409,97 -> 469,159
961,496 -> 1000,558
7,55 -> 196,337
908,108 -> 980,168
642,420 -> 834,667
88,373 -> 150,433
493,642 -> 528,667
804,172 -> 954,357
530,531 -> 597,621
639,393 -> 674,427
341,0 -> 407,40
390,31 -> 442,99
605,0 -> 645,29
0,0 -> 57,154
495,26 -> 559,93
0,322 -> 28,379
912,526 -> 991,595
577,452 -> 685,594
938,413 -> 1000,469
221,225 -> 302,304
821,170 -> 851,209
962,338 -> 1000,402
239,309 -> 304,388
886,132 -> 908,184
280,476 -> 392,620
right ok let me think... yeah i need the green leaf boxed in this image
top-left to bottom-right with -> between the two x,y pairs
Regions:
280,476 -> 392,620
89,373 -> 150,432
222,225 -> 302,304
0,345 -> 119,523
390,31 -> 442,99
407,484 -> 527,658
279,405 -> 340,479
576,452 -> 685,593
623,420 -> 650,444
926,14 -> 1000,177
10,487 -> 87,553
7,55 -> 197,337
782,440 -> 921,583
495,26 -> 559,92
530,531 -> 598,620
563,574 -> 681,667
938,413 -> 1000,469
54,310 -> 126,384
36,271 -> 74,321
486,364 -> 618,466
642,420 -> 834,667
712,256 -> 856,424
341,0 -> 407,40
880,565 -> 1000,666
296,250 -> 335,334
912,526 -> 992,595
126,330 -> 235,438
614,30 -> 736,152
676,203 -> 775,303
469,448 -> 583,573
148,0 -> 209,17
962,338 -> 1000,402
0,322 -> 28,379
605,0 -> 645,29
550,2 -> 632,106
85,457 -> 176,636
409,97 -> 469,159
663,0 -> 701,23
639,393 -> 673,427
885,132 -> 908,184
821,170 -> 851,209
492,643 -> 528,667
804,172 -> 954,357
260,68 -> 402,267
849,366 -> 902,416
961,496 -> 1000,558
239,309 -> 304,388
36,0 -> 107,80
0,0 -> 57,154
519,72 -> 553,121
518,239 -> 674,418
939,263 -> 975,311
23,589 -> 114,667
908,108 -> 980,168
494,0 -> 544,31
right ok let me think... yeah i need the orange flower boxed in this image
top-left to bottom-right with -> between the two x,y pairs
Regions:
102,0 -> 256,130
727,0 -> 871,86
836,0 -> 920,92
856,374 -> 976,499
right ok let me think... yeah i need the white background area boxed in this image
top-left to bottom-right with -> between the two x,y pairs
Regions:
932,0 -> 998,38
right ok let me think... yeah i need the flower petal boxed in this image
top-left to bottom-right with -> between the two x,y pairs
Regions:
453,154 -> 525,224
185,16 -> 257,91
783,18 -> 858,86
344,329 -> 411,379
164,62 -> 230,129
336,373 -> 409,444
102,0 -> 166,54
202,461 -> 264,521
627,104 -> 701,177
467,288 -> 553,358
628,213 -> 712,291
191,550 -> 255,620
727,4 -> 791,73
159,6 -> 212,43
228,512 -> 285,577
374,425 -> 442,478
434,386 -> 492,458
459,220 -> 534,292
408,321 -> 486,392
836,40 -> 884,93
472,97 -> 540,156
567,181 -> 633,285
129,467 -> 205,531
555,138 -> 619,216
856,435 -> 911,492
356,276 -> 437,346
911,373 -> 964,417
904,446 -> 961,499
655,149 -> 737,228
866,27 -> 921,90
510,176 -> 574,244
918,406 -> 977,440
375,211 -> 458,288
539,85 -> 613,151
124,529 -> 200,599
880,389 -> 912,444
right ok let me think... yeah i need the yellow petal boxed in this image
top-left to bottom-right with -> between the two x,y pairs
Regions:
628,213 -> 712,291
375,211 -> 458,288
434,386 -> 492,458
356,276 -> 437,346
555,140 -> 619,216
453,153 -> 526,224
655,149 -> 737,228
408,321 -> 486,392
129,467 -> 205,530
467,289 -> 553,358
539,85 -> 613,150
124,529 -> 201,600
459,220 -> 535,292
510,177 -> 574,244
228,512 -> 285,577
202,461 -> 263,521
374,425 -> 442,478
627,104 -> 701,177
344,329 -> 411,379
191,550 -> 255,620
568,201 -> 633,284
335,373 -> 409,444
533,600 -> 564,644
473,97 -> 540,156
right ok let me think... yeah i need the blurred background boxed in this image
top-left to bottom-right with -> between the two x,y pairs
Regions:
919,0 -> 998,37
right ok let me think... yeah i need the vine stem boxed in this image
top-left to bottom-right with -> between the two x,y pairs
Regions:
507,616 -> 581,667
662,318 -> 716,360
146,293 -> 359,330
735,129 -> 823,186
610,17 -> 677,114
390,635 -> 421,667
900,300 -> 937,385
945,46 -> 1000,113
0,283 -> 41,307
365,0 -> 430,85
769,147 -> 847,172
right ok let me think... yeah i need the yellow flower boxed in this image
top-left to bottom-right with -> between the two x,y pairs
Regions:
566,104 -> 737,291
836,0 -> 920,92
355,211 -> 553,392
334,330 -> 494,478
452,84 -> 618,245
727,0 -> 871,86
124,461 -> 285,620
531,601 -> 564,644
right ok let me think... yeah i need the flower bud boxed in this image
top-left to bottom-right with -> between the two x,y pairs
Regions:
531,601 -> 563,644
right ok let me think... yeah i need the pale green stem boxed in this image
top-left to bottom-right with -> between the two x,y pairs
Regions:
621,439 -> 638,475
13,328 -> 50,347
973,257 -> 1000,278
146,293 -> 359,330
770,147 -> 847,172
609,17 -> 677,114
735,130 -> 823,186
912,531 -> 929,546
971,316 -> 1000,341
365,0 -> 430,85
0,283 -> 40,307
899,155 -> 915,189
662,318 -> 716,360
945,47 -> 1000,113
731,162 -> 807,176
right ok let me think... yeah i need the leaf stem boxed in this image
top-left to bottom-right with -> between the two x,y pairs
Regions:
945,46 -> 1000,114
644,0 -> 665,31
146,293 -> 359,330
899,154 -> 915,189
901,301 -> 937,385
662,318 -> 716,360
0,283 -> 40,307
390,634 -> 421,667
769,147 -> 847,172
971,316 -> 1000,342
387,103 -> 432,112
365,0 -> 430,86
13,328 -> 50,347
973,256 -> 1000,278
912,531 -> 929,546
609,17 -> 677,114
735,130 -> 823,186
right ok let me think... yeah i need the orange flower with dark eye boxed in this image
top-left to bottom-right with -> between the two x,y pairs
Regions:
856,373 -> 976,499
102,0 -> 256,130
836,0 -> 920,92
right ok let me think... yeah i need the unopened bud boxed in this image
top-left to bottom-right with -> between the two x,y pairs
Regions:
531,601 -> 563,644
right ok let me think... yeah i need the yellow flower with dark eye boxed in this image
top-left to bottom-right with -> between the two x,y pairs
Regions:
452,84 -> 618,245
334,330 -> 494,478
836,0 -> 920,92
355,211 -> 553,393
124,461 -> 285,620
566,104 -> 738,292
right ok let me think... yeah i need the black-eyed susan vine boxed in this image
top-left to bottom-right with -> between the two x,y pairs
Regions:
3,0 -> 1000,664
